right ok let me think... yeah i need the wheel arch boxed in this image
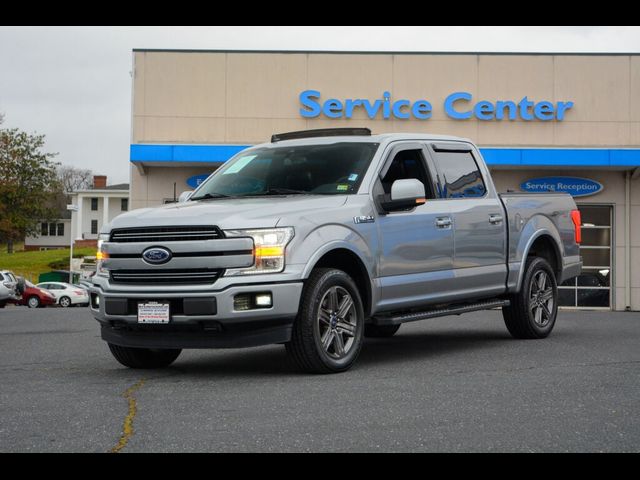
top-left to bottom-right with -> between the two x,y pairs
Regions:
305,246 -> 374,318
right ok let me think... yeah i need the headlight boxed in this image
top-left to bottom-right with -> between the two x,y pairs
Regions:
96,233 -> 110,277
224,227 -> 294,275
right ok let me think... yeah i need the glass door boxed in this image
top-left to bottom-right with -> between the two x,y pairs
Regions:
558,205 -> 612,309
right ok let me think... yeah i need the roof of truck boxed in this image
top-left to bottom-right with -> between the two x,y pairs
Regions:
254,132 -> 474,149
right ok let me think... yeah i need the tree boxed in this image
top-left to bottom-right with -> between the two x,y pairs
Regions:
58,165 -> 93,193
0,124 -> 60,253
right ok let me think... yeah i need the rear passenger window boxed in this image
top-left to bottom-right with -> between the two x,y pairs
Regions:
431,150 -> 486,198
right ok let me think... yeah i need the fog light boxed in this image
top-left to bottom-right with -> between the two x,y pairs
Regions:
233,292 -> 273,311
255,293 -> 272,307
90,293 -> 100,309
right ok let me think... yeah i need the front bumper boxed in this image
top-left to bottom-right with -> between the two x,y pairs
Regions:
89,281 -> 303,349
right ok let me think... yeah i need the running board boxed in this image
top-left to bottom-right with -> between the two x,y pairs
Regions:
372,299 -> 510,326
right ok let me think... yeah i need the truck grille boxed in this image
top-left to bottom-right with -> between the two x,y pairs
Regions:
110,226 -> 223,243
110,269 -> 222,285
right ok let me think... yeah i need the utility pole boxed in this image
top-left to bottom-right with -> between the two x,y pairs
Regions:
67,204 -> 79,284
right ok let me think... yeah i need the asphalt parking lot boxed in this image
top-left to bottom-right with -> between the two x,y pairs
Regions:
0,306 -> 639,452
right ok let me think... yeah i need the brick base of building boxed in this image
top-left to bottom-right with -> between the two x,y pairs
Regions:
74,239 -> 98,248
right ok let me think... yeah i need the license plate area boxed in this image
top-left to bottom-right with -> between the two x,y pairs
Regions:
137,301 -> 170,324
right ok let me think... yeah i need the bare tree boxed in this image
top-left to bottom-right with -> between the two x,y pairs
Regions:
57,165 -> 93,193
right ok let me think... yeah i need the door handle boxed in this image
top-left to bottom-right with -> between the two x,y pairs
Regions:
489,214 -> 503,224
435,217 -> 452,228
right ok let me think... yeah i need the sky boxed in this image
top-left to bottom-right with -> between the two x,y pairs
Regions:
1,26 -> 640,185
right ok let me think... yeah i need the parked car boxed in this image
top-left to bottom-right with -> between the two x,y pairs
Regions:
0,282 -> 12,308
11,280 -> 57,308
36,282 -> 89,307
0,271 -> 21,308
90,129 -> 582,373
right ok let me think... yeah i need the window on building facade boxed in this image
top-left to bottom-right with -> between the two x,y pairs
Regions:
57,223 -> 64,236
91,220 -> 98,235
121,198 -> 128,211
49,223 -> 57,236
41,223 -> 48,236
91,198 -> 98,211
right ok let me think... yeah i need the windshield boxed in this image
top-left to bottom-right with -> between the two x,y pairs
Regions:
191,142 -> 379,199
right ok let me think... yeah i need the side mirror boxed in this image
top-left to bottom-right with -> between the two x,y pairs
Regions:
177,191 -> 193,203
378,179 -> 426,213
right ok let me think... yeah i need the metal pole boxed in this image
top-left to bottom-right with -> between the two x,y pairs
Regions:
69,232 -> 74,284
625,171 -> 631,311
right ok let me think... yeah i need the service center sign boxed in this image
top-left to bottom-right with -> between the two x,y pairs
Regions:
299,90 -> 574,121
520,177 -> 603,197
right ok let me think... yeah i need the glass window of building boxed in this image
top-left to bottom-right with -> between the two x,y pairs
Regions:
91,219 -> 98,235
121,198 -> 128,211
91,198 -> 98,211
559,205 -> 612,309
57,223 -> 64,236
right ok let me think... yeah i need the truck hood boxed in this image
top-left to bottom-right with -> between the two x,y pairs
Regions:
109,195 -> 349,231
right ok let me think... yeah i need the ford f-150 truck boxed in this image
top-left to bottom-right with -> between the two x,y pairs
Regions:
90,128 -> 582,373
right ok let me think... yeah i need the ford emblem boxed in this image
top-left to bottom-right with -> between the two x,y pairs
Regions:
142,247 -> 172,265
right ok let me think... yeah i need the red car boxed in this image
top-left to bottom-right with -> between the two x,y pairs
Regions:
12,280 -> 57,308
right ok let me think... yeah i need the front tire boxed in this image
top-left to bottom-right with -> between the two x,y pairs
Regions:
108,344 -> 181,369
59,296 -> 71,308
27,296 -> 40,308
502,257 -> 558,339
286,268 -> 364,374
364,324 -> 401,338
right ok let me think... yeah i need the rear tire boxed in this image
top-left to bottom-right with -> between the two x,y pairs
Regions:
364,323 -> 401,338
286,268 -> 364,374
108,344 -> 182,369
502,257 -> 558,339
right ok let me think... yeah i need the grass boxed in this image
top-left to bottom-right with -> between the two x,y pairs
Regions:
0,243 -> 96,283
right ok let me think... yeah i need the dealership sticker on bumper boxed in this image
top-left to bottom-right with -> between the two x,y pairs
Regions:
137,302 -> 170,324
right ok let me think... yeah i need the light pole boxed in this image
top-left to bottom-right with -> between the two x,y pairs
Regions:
66,204 -> 79,284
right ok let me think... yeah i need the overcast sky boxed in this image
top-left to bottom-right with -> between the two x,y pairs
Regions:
1,26 -> 640,185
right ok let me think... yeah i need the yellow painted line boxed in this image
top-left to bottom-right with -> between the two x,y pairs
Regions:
110,379 -> 145,453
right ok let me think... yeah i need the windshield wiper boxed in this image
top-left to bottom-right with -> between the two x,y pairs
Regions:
190,192 -> 235,201
263,188 -> 312,195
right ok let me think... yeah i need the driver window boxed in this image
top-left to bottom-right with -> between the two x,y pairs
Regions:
381,149 -> 434,198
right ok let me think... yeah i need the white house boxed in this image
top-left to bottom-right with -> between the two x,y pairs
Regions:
70,176 -> 129,246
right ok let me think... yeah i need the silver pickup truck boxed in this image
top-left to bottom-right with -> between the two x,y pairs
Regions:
90,129 -> 582,373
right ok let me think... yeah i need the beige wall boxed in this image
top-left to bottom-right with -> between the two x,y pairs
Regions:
132,51 -> 640,147
130,166 -> 218,210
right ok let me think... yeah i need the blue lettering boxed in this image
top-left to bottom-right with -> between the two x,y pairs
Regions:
362,99 -> 383,119
556,101 -> 574,120
392,99 -> 411,119
299,90 -> 322,118
474,101 -> 494,121
444,92 -> 473,120
412,100 -> 432,119
495,101 -> 517,121
518,96 -> 534,121
344,99 -> 363,118
383,91 -> 391,119
323,99 -> 343,118
534,101 -> 555,121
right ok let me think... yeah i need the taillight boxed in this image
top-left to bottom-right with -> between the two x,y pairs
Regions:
570,209 -> 582,244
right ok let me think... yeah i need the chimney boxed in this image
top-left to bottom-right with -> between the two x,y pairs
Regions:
93,175 -> 107,189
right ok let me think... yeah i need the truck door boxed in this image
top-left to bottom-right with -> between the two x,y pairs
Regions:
428,143 -> 507,299
374,143 -> 455,311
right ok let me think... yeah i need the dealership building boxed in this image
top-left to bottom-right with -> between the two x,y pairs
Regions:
129,50 -> 640,311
